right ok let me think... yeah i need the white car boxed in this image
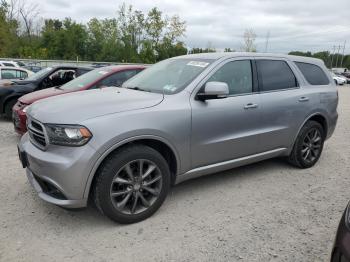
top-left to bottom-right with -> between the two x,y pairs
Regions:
0,60 -> 26,68
331,72 -> 347,85
0,67 -> 33,81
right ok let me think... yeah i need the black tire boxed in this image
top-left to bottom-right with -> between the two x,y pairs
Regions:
94,145 -> 171,224
4,99 -> 17,120
288,120 -> 325,168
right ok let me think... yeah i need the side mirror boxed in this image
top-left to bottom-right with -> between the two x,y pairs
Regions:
196,81 -> 229,101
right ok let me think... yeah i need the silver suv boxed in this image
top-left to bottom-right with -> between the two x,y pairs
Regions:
18,53 -> 338,223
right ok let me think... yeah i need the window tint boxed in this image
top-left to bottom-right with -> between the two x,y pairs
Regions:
208,60 -> 253,95
295,62 -> 329,85
100,70 -> 139,87
3,62 -> 15,67
257,60 -> 297,91
1,69 -> 17,79
20,71 -> 28,78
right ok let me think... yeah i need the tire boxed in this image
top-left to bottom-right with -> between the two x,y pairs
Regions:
4,99 -> 17,120
288,120 -> 325,168
94,145 -> 171,224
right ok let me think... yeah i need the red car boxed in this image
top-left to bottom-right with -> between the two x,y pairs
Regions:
13,65 -> 145,134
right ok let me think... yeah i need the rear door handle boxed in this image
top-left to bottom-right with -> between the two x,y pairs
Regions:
298,96 -> 309,102
244,103 -> 258,109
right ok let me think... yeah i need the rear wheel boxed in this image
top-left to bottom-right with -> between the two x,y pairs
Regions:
94,145 -> 171,224
288,121 -> 325,168
4,99 -> 17,120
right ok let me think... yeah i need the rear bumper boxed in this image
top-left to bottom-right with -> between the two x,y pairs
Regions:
326,112 -> 338,140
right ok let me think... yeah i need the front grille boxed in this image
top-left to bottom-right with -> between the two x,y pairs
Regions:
27,117 -> 48,150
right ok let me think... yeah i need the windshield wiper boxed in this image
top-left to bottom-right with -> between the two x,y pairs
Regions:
125,86 -> 151,92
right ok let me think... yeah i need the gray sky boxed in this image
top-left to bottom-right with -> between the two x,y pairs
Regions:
34,0 -> 350,54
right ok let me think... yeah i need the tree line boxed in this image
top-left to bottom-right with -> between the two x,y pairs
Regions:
288,51 -> 350,69
0,1 -> 187,63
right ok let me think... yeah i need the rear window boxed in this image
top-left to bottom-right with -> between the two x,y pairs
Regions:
256,60 -> 298,91
295,62 -> 329,85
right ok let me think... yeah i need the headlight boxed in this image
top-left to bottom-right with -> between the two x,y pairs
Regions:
45,124 -> 92,146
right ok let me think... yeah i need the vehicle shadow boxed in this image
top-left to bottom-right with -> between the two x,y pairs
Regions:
34,157 -> 294,228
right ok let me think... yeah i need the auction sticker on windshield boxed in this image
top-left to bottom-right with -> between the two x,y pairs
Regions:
187,61 -> 209,67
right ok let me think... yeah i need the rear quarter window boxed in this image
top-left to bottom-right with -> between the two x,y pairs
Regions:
295,62 -> 330,85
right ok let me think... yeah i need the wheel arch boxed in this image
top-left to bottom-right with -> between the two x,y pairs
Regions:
83,135 -> 180,200
2,94 -> 21,113
290,112 -> 328,152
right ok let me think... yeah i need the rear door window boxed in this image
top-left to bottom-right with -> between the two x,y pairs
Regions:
256,60 -> 298,91
295,62 -> 329,85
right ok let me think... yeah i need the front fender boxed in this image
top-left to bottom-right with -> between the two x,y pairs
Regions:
82,134 -> 181,199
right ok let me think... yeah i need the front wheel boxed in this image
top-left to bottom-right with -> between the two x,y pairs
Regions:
288,121 -> 325,168
4,99 -> 17,120
94,145 -> 171,224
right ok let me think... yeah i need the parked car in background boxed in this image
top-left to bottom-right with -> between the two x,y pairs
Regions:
18,53 -> 338,224
13,65 -> 145,134
331,201 -> 350,262
331,72 -> 347,85
340,72 -> 350,84
0,60 -> 26,67
0,67 -> 33,82
0,66 -> 92,119
23,65 -> 42,73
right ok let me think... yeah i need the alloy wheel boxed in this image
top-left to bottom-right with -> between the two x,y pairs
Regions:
110,159 -> 162,215
301,128 -> 322,163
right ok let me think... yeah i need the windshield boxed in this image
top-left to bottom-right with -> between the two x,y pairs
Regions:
60,68 -> 110,91
26,67 -> 52,81
122,58 -> 213,94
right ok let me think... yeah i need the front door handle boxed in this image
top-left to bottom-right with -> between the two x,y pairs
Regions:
298,96 -> 309,102
244,103 -> 258,109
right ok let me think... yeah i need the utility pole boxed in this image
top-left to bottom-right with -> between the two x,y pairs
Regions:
340,40 -> 346,68
264,31 -> 270,53
335,45 -> 341,68
330,45 -> 336,69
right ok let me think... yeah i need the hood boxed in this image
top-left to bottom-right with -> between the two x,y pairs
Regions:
19,87 -> 66,104
27,87 -> 164,124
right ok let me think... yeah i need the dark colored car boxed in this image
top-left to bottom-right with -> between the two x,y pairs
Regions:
13,65 -> 145,134
23,65 -> 42,73
0,66 -> 92,119
331,202 -> 350,262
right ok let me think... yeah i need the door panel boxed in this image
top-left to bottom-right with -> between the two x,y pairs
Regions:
258,89 -> 311,150
191,94 -> 262,168
255,59 -> 311,151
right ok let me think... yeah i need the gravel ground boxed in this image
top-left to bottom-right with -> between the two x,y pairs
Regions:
0,85 -> 349,262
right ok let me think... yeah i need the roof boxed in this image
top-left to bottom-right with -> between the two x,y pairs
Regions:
173,52 -> 324,65
0,66 -> 33,72
96,64 -> 147,72
49,65 -> 94,70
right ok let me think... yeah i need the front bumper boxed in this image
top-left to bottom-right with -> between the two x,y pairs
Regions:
331,211 -> 350,262
18,133 -> 98,208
